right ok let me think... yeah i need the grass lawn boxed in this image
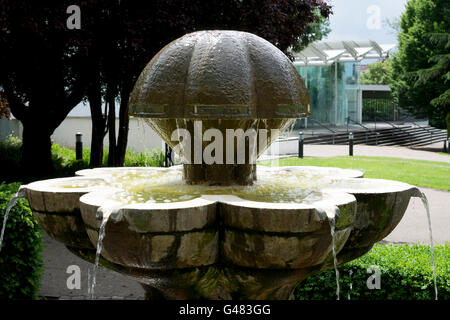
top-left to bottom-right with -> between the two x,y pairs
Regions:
259,156 -> 450,191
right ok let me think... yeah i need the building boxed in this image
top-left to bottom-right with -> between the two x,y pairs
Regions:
293,40 -> 396,127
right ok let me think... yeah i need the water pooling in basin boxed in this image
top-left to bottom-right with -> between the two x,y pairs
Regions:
99,169 -> 328,205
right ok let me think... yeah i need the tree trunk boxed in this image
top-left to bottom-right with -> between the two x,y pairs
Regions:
116,89 -> 130,166
107,91 -> 117,167
21,120 -> 54,179
88,80 -> 106,168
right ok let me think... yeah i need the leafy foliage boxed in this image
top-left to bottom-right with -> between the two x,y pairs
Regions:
360,60 -> 393,85
295,243 -> 450,300
0,135 -> 166,183
0,182 -> 43,299
0,89 -> 10,119
391,0 -> 450,128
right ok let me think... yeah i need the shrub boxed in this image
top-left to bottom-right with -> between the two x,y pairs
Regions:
0,134 -> 22,182
295,243 -> 450,300
0,182 -> 43,299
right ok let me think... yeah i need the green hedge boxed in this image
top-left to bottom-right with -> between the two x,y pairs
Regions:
0,182 -> 43,299
0,135 -> 166,183
295,243 -> 450,300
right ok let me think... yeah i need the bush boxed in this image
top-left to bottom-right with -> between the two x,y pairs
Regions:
295,243 -> 450,300
0,182 -> 43,299
0,135 -> 23,182
0,135 -> 167,183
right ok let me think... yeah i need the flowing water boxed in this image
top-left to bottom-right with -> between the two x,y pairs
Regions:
88,212 -> 110,299
317,205 -> 341,301
0,193 -> 20,254
348,269 -> 353,300
419,192 -> 438,300
329,215 -> 340,301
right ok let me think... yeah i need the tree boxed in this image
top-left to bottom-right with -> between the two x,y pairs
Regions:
88,0 -> 333,167
0,0 -> 332,174
0,89 -> 10,119
412,33 -> 450,134
360,60 -> 393,85
0,1 -> 90,176
391,0 -> 450,128
293,11 -> 331,52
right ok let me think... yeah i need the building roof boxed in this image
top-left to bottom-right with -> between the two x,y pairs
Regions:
293,40 -> 396,66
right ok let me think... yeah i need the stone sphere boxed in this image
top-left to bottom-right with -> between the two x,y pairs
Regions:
129,30 -> 310,119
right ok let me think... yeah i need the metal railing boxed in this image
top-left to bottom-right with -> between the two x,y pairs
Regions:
374,115 -> 412,142
309,119 -> 337,144
402,116 -> 434,140
346,117 -> 378,145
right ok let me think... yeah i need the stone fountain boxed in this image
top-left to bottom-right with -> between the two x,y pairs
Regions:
18,31 -> 421,300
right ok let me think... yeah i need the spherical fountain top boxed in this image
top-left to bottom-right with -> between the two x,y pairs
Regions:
129,30 -> 310,119
129,30 -> 311,185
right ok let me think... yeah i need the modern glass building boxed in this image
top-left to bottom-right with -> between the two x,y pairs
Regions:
293,40 -> 396,127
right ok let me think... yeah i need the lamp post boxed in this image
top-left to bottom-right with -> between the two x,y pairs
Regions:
75,132 -> 83,160
349,132 -> 354,156
298,131 -> 304,159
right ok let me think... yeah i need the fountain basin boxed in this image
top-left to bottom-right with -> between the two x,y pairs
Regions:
19,165 -> 420,299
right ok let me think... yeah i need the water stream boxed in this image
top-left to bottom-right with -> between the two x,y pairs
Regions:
0,193 -> 20,254
348,269 -> 353,300
317,205 -> 341,301
419,192 -> 438,300
88,211 -> 110,299
328,215 -> 340,301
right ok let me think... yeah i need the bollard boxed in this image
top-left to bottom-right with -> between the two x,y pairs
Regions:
349,132 -> 354,156
165,143 -> 173,167
298,131 -> 304,159
448,138 -> 450,154
444,140 -> 448,153
75,132 -> 83,160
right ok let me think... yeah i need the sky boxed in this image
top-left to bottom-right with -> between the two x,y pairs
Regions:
325,0 -> 409,45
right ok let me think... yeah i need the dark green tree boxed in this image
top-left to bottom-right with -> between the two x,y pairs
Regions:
391,0 -> 450,128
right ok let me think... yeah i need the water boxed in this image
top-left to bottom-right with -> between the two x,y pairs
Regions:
317,205 -> 340,301
420,192 -> 438,300
348,269 -> 353,300
329,215 -> 340,301
0,193 -> 20,254
88,211 -> 110,299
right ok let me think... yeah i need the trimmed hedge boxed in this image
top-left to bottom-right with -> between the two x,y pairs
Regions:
295,243 -> 450,300
0,182 -> 43,299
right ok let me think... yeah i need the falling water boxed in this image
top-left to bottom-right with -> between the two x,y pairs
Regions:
88,212 -> 110,299
329,215 -> 340,300
317,205 -> 341,300
348,269 -> 353,300
0,193 -> 20,254
419,192 -> 438,300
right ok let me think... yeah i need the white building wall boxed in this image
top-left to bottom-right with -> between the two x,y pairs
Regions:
1,102 -> 164,152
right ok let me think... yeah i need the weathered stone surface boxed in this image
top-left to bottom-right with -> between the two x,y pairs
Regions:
32,211 -> 93,249
223,227 -> 352,269
21,166 -> 419,300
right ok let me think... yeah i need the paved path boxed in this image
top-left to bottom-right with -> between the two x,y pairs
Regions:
383,187 -> 450,245
38,233 -> 145,300
260,141 -> 450,163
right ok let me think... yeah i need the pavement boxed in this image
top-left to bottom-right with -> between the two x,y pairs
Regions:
260,141 -> 450,163
37,142 -> 449,299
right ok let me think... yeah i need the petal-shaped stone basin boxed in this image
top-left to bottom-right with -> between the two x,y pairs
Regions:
20,176 -> 112,249
20,165 -> 420,299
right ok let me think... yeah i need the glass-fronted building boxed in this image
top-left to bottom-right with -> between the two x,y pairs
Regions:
293,40 -> 395,127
